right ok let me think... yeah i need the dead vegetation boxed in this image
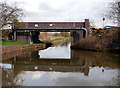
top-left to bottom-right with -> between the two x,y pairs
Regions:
71,27 -> 120,52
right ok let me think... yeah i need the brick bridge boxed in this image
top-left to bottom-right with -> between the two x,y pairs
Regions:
13,19 -> 90,45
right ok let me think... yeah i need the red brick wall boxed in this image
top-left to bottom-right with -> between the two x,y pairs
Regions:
85,19 -> 90,32
21,19 -> 89,30
16,30 -> 31,43
17,35 -> 31,43
25,22 -> 84,28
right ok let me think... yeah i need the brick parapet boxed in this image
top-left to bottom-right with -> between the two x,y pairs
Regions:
19,19 -> 89,29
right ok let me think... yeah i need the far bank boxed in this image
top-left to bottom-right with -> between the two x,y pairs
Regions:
71,27 -> 120,53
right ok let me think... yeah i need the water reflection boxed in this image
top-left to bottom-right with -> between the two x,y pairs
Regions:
1,43 -> 119,86
39,43 -> 71,59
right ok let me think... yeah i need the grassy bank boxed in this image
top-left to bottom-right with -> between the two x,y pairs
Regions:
0,37 -> 70,46
71,27 -> 120,52
0,40 -> 29,46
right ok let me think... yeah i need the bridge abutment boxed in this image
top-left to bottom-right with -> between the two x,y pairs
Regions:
16,30 -> 40,44
14,19 -> 90,45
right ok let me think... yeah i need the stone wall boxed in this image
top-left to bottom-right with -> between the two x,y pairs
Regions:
1,44 -> 46,54
22,19 -> 90,31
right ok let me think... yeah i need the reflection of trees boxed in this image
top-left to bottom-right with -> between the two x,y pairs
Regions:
104,74 -> 120,86
52,39 -> 70,47
113,74 -> 120,86
2,68 -> 15,86
118,72 -> 120,87
71,50 -> 119,68
0,66 -> 2,87
2,68 -> 24,86
2,47 -> 120,86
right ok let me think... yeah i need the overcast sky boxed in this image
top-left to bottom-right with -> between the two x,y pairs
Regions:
4,0 -> 117,28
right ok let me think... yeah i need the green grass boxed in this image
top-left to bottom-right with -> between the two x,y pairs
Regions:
41,37 -> 70,42
0,37 -> 70,46
0,40 -> 29,46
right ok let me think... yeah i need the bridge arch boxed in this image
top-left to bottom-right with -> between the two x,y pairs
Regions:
13,19 -> 90,45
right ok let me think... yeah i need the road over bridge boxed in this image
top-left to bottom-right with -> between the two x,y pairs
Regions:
13,19 -> 90,45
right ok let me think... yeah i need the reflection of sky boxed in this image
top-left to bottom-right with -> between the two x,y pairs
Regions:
16,67 -> 119,86
0,63 -> 12,69
39,43 -> 71,59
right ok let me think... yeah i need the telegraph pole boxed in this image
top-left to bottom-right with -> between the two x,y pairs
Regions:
103,1 -> 106,28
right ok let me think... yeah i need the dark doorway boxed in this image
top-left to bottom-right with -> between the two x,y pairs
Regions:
71,31 -> 80,44
74,32 -> 80,44
31,31 -> 40,43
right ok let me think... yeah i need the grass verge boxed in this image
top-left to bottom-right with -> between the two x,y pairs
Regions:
0,40 -> 29,46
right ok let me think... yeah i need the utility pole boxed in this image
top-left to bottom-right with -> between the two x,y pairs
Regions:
103,1 -> 106,28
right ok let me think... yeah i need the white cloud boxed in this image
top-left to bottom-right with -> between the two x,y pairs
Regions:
5,0 -> 115,27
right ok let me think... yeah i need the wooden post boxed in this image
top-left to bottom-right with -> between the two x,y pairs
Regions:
13,29 -> 16,41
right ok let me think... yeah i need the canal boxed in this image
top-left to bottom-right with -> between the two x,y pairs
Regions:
1,41 -> 119,86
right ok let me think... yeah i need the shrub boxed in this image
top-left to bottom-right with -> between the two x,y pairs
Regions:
72,27 -> 120,51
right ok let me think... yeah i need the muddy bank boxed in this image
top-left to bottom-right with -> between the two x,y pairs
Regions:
51,38 -> 70,46
40,37 -> 70,47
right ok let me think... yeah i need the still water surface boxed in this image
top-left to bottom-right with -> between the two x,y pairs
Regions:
1,42 -> 119,86
39,43 -> 71,59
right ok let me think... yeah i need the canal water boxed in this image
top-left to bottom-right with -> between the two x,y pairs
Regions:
1,41 -> 119,86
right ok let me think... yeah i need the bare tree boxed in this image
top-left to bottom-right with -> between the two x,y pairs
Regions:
0,1 -> 24,29
106,1 -> 120,26
90,20 -> 96,29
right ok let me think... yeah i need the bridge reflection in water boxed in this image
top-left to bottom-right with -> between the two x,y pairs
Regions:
2,50 -> 89,75
1,46 -> 119,86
